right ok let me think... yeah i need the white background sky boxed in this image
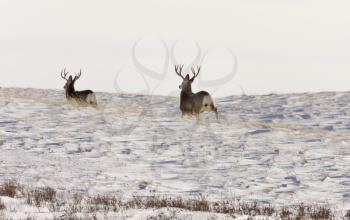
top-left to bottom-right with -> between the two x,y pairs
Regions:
0,0 -> 349,97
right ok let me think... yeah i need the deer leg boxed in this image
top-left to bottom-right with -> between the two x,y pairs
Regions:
191,108 -> 195,116
92,102 -> 98,109
196,113 -> 200,121
211,103 -> 218,120
192,108 -> 201,121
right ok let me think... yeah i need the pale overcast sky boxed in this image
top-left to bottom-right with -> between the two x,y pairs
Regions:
0,0 -> 349,97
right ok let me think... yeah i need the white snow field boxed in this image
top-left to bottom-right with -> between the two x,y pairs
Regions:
0,87 -> 350,219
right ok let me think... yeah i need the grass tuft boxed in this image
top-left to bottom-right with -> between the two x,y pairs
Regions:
0,198 -> 5,210
26,187 -> 56,206
0,180 -> 18,198
0,180 -> 343,219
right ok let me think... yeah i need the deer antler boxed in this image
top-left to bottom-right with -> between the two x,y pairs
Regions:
175,64 -> 185,79
61,68 -> 69,81
190,65 -> 200,81
74,69 -> 82,81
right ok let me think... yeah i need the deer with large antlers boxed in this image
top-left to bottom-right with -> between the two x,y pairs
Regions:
60,68 -> 98,108
175,65 -> 218,120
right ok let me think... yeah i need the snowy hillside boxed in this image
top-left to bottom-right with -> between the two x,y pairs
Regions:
0,87 -> 350,218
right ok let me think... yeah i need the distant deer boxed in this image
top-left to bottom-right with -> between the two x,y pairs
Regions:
175,64 -> 218,120
60,68 -> 98,108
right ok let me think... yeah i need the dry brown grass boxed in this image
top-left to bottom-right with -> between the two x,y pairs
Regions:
123,195 -> 210,212
26,187 -> 56,207
0,198 -> 5,210
87,194 -> 121,212
344,210 -> 350,220
309,205 -> 334,220
0,180 -> 343,219
0,180 -> 18,198
280,206 -> 293,219
288,204 -> 335,220
146,209 -> 185,220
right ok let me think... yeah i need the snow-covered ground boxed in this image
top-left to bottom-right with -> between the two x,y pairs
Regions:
0,87 -> 350,218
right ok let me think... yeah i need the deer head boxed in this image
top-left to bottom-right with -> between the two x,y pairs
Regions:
175,64 -> 200,93
60,68 -> 82,94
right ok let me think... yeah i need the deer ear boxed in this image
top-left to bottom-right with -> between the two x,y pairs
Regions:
185,74 -> 190,80
68,75 -> 73,81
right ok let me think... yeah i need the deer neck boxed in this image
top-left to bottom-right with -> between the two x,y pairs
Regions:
65,86 -> 76,98
180,86 -> 193,101
181,84 -> 193,94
